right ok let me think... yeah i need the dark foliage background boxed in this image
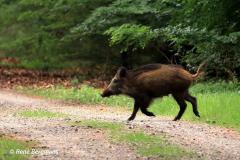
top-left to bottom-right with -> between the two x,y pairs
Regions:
0,0 -> 239,80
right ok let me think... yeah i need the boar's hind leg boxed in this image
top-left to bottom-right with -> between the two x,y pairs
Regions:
184,92 -> 200,117
128,100 -> 140,121
172,94 -> 187,121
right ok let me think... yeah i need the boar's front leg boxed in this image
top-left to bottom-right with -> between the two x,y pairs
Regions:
128,100 -> 140,121
140,107 -> 155,117
128,96 -> 155,121
139,97 -> 155,117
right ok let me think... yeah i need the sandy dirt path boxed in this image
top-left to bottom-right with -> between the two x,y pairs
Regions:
0,90 -> 239,160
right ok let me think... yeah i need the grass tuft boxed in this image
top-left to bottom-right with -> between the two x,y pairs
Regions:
17,109 -> 67,119
70,120 -> 197,159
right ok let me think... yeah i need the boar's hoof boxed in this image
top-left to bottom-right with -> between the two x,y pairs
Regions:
127,116 -> 135,121
145,112 -> 155,117
194,111 -> 200,117
173,117 -> 180,121
141,110 -> 155,117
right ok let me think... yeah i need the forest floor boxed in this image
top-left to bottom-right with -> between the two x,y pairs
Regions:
0,90 -> 239,160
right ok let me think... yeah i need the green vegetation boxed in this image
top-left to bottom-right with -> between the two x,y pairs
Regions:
150,91 -> 240,130
18,82 -> 240,130
0,136 -> 31,160
70,120 -> 196,158
17,109 -> 67,119
0,0 -> 239,80
18,85 -> 134,108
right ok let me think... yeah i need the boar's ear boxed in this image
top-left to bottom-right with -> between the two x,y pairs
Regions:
117,67 -> 127,78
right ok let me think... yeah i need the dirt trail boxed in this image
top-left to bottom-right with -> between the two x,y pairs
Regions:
0,90 -> 239,160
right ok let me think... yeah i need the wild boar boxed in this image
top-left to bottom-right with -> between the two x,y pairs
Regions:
101,63 -> 205,121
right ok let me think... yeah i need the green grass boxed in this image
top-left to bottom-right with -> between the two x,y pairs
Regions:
0,136 -> 32,160
18,85 -> 134,108
70,120 -> 197,159
17,109 -> 67,119
148,92 -> 240,129
18,82 -> 240,130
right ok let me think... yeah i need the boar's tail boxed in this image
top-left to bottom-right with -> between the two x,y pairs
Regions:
192,61 -> 207,79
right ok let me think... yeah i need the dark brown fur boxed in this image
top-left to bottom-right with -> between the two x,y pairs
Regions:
101,63 -> 204,121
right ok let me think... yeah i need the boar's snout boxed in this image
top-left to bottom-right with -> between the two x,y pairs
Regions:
101,89 -> 113,97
